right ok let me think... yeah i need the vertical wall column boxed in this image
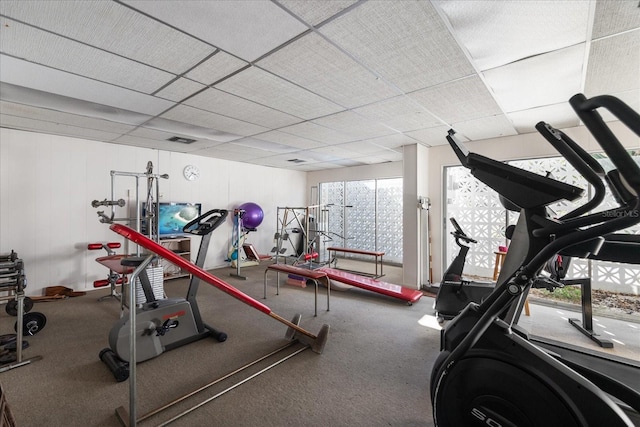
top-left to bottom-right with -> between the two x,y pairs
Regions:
402,144 -> 429,289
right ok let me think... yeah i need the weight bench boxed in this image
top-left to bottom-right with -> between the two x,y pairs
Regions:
327,247 -> 385,278
264,264 -> 330,316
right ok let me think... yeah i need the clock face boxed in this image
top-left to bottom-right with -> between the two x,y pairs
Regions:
183,165 -> 200,181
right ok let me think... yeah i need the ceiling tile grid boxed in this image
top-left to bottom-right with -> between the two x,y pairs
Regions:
584,29 -> 640,96
276,0 -> 359,27
353,96 -> 444,133
160,104 -> 269,137
592,0 -> 640,39
185,51 -> 249,86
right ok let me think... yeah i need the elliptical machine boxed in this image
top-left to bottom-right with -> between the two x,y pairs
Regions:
430,94 -> 640,426
100,209 -> 229,381
434,218 -> 495,320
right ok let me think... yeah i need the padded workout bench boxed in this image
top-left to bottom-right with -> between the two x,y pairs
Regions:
264,264 -> 330,316
327,247 -> 385,278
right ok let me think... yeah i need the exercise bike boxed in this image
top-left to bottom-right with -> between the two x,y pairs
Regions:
434,218 -> 495,320
100,209 -> 229,381
430,94 -> 640,426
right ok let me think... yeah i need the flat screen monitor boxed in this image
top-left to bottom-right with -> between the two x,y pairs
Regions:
142,202 -> 202,238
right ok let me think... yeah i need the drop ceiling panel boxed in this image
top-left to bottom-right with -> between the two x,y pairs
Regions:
185,88 -> 302,128
592,0 -> 640,39
361,133 -> 421,150
336,141 -> 392,155
277,0 -> 359,27
251,130 -> 325,150
215,67 -> 344,120
160,105 -> 269,137
278,121 -> 355,144
155,78 -> 206,103
141,117 -> 243,143
405,125 -> 455,147
0,114 -> 122,142
435,0 -> 590,71
311,145 -> 362,159
123,0 -> 307,62
408,75 -> 502,124
451,114 -> 517,141
0,101 -> 137,134
0,18 -> 174,94
0,0 -> 215,74
483,44 -> 585,113
0,78 -> 162,125
229,137 -> 299,154
585,30 -> 640,96
353,96 -> 444,132
113,134 -> 212,152
320,0 -> 475,93
127,127 -> 224,151
186,51 -> 248,85
257,32 -> 398,108
507,103 -> 580,134
311,110 -> 396,140
195,146 -> 261,162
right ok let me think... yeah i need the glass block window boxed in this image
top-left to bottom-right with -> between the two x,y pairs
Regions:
444,150 -> 640,294
319,178 -> 403,263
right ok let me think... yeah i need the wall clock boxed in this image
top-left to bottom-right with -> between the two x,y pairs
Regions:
183,165 -> 200,181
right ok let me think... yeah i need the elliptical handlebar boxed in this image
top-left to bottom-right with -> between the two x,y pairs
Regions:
183,209 -> 229,236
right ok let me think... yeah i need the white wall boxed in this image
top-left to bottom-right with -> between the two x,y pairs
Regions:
0,128 -> 306,296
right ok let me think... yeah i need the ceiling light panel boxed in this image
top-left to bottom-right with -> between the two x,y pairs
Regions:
277,0 -> 359,27
186,51 -> 248,85
215,67 -> 344,119
155,78 -> 206,102
320,1 -> 474,93
409,75 -> 502,124
451,114 -> 517,141
353,95 -> 443,132
311,110 -> 396,140
507,102 -> 579,134
185,88 -> 302,128
406,125 -> 462,146
257,33 -> 398,108
0,0 -> 215,74
0,76 -> 165,124
251,130 -> 325,150
0,101 -> 137,134
160,104 -> 269,137
123,0 -> 307,62
0,18 -> 174,94
585,30 -> 640,96
434,0 -> 590,71
0,114 -> 122,142
483,44 -> 585,113
592,0 -> 640,39
278,121 -> 355,144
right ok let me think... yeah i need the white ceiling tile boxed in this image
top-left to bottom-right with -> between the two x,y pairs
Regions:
258,33 -> 398,108
585,30 -> 640,97
409,75 -> 502,123
230,137 -> 299,154
451,115 -> 517,141
434,0 -> 590,71
251,130 -> 325,150
507,103 -> 580,134
592,0 -> 640,39
277,0 -> 359,26
155,78 -> 206,102
0,80 -> 161,125
193,145 -> 263,162
312,145 -> 361,159
320,0 -> 474,93
186,51 -> 248,85
127,127 -> 224,150
0,113 -> 122,142
335,141 -> 390,155
362,133 -> 421,149
278,121 -> 355,144
123,0 -> 307,62
405,125 -> 454,147
483,44 -> 585,113
0,0 -> 215,74
215,67 -> 344,120
160,105 -> 269,137
140,117 -> 242,143
0,18 -> 174,93
311,110 -> 396,140
353,96 -> 444,132
185,88 -> 302,128
113,134 -> 217,152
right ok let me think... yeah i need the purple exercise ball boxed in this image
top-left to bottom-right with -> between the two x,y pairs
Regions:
239,202 -> 264,229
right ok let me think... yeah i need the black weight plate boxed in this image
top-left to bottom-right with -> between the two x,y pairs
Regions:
5,297 -> 34,316
0,334 -> 16,346
4,340 -> 29,351
15,312 -> 47,336
0,353 -> 17,364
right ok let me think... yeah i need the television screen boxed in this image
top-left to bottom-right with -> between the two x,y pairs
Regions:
143,202 -> 202,238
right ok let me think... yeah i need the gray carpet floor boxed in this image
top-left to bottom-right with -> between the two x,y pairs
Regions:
1,260 -> 439,427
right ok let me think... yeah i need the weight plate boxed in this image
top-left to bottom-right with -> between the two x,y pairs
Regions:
5,297 -> 34,316
0,353 -> 17,364
0,334 -> 16,346
14,312 -> 47,336
3,340 -> 29,351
